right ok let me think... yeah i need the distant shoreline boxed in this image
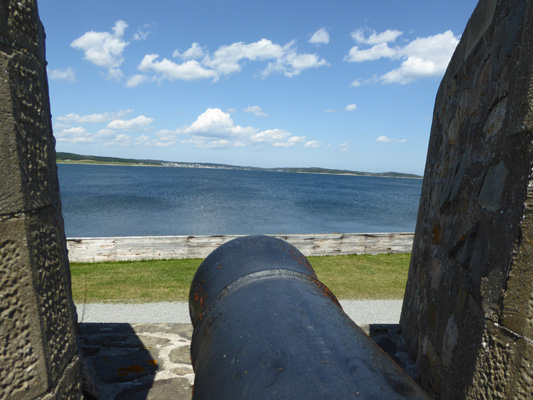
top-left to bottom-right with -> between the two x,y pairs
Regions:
56,153 -> 423,180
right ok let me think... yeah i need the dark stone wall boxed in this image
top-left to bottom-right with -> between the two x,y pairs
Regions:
400,0 -> 533,398
0,1 -> 83,398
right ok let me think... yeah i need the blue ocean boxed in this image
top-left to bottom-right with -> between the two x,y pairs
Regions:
57,164 -> 422,237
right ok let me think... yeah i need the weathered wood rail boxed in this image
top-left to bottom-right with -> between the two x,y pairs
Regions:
66,233 -> 414,262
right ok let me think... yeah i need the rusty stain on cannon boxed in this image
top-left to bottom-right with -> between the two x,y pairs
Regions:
189,235 -> 429,399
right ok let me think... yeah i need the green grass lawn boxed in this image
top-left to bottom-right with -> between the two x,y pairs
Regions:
70,253 -> 411,303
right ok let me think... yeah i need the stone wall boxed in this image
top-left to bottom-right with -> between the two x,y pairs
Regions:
66,232 -> 414,262
400,0 -> 533,399
0,1 -> 83,399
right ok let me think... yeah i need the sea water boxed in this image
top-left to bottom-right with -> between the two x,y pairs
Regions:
57,164 -> 422,237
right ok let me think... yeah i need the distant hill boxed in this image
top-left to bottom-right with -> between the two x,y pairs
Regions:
56,152 -> 422,179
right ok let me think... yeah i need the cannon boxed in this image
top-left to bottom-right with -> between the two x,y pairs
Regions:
189,235 -> 428,399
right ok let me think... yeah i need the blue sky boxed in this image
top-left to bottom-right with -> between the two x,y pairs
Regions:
38,0 -> 478,175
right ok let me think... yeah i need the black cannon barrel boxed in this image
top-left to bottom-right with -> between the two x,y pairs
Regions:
189,235 -> 428,399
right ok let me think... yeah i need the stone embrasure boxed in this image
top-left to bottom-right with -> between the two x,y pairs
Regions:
401,0 -> 533,399
0,1 -> 83,399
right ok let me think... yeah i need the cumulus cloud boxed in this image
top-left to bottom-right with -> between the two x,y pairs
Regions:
138,55 -> 218,82
305,140 -> 322,149
173,42 -> 206,60
183,108 -> 249,137
54,126 -> 94,143
71,20 -> 129,80
345,104 -> 357,111
345,42 -> 397,62
57,109 -> 134,124
204,39 -> 284,76
103,134 -> 131,147
154,108 -> 313,149
48,67 -> 76,82
125,74 -> 150,87
376,135 -> 407,143
106,115 -> 154,131
71,22 -> 329,86
134,38 -> 328,84
244,105 -> 267,117
345,28 -> 459,84
382,31 -> 459,84
132,24 -> 152,41
309,28 -> 330,45
54,111 -> 154,146
262,41 -> 329,78
351,28 -> 402,45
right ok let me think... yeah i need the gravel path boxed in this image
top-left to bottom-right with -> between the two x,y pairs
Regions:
75,300 -> 403,325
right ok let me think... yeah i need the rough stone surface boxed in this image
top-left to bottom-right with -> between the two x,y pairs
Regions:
0,1 -> 83,398
78,323 -> 195,400
78,322 -> 414,400
401,0 -> 533,398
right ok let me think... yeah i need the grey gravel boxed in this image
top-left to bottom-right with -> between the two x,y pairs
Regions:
75,300 -> 403,325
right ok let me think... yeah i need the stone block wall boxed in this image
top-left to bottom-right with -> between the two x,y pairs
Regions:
400,0 -> 533,398
0,1 -> 83,398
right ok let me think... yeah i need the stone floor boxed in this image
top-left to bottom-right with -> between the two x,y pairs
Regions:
78,322 -> 417,400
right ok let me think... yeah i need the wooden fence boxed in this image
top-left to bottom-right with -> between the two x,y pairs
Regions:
66,233 -> 414,263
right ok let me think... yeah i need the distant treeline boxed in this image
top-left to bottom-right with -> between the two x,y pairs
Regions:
56,152 -> 422,179
56,152 -> 164,166
269,167 -> 421,179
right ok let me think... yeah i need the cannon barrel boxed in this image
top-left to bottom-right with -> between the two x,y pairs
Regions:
189,235 -> 427,399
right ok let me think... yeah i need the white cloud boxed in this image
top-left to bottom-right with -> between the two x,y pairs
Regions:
55,126 -> 94,143
135,38 -> 328,85
309,28 -> 330,45
250,129 -> 291,143
132,24 -> 151,41
184,108 -> 249,137
262,41 -> 329,78
97,115 -> 154,139
173,43 -> 206,60
273,135 -> 306,147
205,39 -> 285,76
345,42 -> 397,62
244,105 -> 267,117
325,109 -> 337,113
106,67 -> 124,81
125,74 -> 150,88
71,20 -> 129,79
376,135 -> 407,143
351,28 -> 402,45
138,54 -> 218,81
55,111 -> 154,146
48,67 -> 76,82
350,79 -> 361,88
106,115 -> 154,131
339,143 -> 349,152
305,140 -> 322,149
135,135 -> 151,145
345,104 -> 357,111
383,31 -> 459,84
57,109 -> 134,124
153,108 -> 311,149
345,29 -> 459,84
53,122 -> 71,130
103,134 -> 131,147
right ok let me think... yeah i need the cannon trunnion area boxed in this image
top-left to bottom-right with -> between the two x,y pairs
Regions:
189,235 -> 427,399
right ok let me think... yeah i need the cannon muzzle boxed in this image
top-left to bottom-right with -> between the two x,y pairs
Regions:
189,235 -> 427,399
